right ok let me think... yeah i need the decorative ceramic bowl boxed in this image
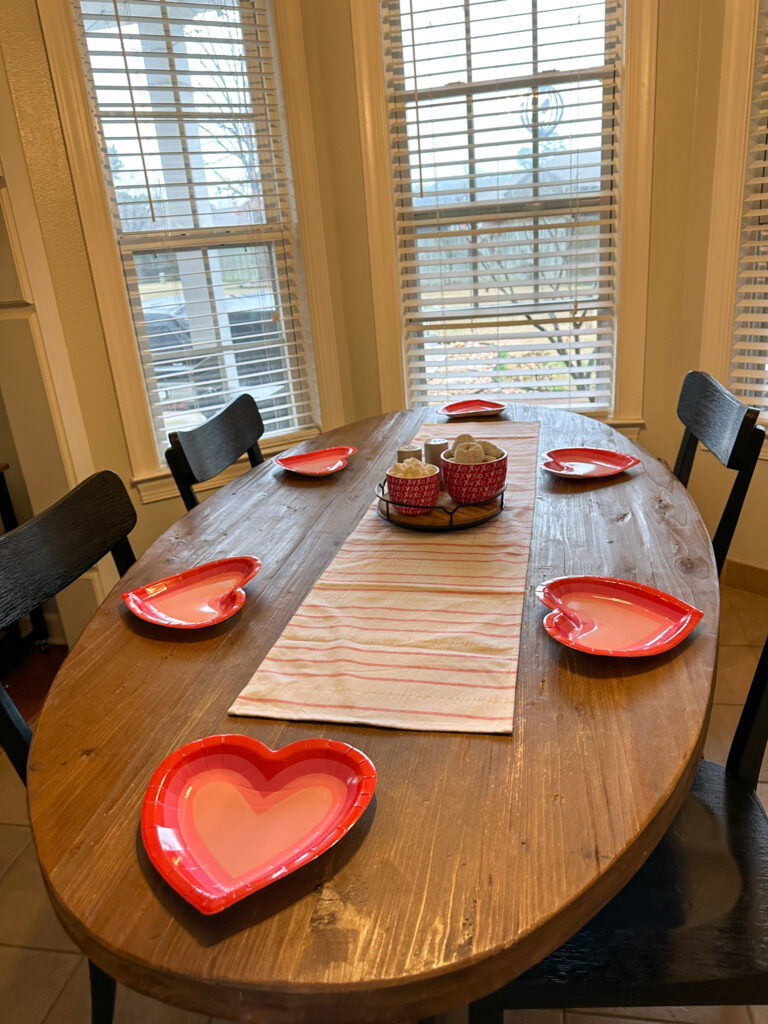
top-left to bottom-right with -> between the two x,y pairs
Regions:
441,449 -> 507,504
386,465 -> 440,516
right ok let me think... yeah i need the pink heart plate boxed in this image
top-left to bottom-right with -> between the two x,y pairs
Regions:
141,735 -> 377,914
439,399 -> 505,418
122,556 -> 261,629
541,447 -> 641,478
273,446 -> 357,476
536,576 -> 703,656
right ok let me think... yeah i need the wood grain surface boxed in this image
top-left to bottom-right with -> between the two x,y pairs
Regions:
27,406 -> 719,1023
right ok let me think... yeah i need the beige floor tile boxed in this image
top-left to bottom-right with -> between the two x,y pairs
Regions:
44,958 -> 211,1024
713,644 -> 760,703
567,1017 -> 635,1024
703,703 -> 741,766
721,588 -> 768,647
438,1009 -> 471,1024
504,1012 -> 564,1024
567,1009 -> 751,1023
0,823 -> 30,878
0,841 -> 77,952
748,1008 -> 768,1024
718,588 -> 752,645
703,703 -> 768,780
0,945 -> 79,1024
0,754 -> 29,826
758,782 -> 768,811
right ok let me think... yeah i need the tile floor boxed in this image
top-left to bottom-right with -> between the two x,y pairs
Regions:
0,586 -> 765,1024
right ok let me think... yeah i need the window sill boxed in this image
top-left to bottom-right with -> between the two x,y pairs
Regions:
132,426 -> 320,505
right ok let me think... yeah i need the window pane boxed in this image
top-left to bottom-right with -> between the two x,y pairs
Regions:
74,0 -> 317,457
129,245 -> 313,439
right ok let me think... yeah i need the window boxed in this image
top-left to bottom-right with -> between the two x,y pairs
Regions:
380,0 -> 623,411
729,0 -> 768,416
71,0 -> 318,456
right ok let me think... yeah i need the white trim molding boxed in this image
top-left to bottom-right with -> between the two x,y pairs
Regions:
37,0 -> 162,480
271,0 -> 347,430
350,0 -> 406,413
614,0 -> 659,423
700,0 -> 760,384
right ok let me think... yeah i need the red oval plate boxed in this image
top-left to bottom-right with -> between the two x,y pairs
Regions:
273,445 -> 357,476
541,447 -> 640,478
141,735 -> 377,914
439,399 -> 505,418
536,576 -> 703,656
122,556 -> 261,629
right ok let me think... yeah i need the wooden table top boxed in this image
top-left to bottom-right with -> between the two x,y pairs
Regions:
27,406 -> 719,1023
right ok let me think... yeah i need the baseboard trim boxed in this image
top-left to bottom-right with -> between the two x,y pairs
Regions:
722,559 -> 768,596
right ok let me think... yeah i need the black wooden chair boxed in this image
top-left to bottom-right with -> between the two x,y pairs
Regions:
0,469 -> 137,1024
165,393 -> 265,510
468,632 -> 768,1021
673,371 -> 764,575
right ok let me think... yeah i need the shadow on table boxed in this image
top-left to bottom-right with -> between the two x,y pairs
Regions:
117,597 -> 258,644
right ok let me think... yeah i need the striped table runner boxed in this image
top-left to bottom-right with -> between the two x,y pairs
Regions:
230,421 -> 540,733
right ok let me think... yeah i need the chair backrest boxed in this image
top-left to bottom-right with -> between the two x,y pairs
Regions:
673,371 -> 765,574
727,632 -> 768,790
0,470 -> 136,782
165,393 -> 265,511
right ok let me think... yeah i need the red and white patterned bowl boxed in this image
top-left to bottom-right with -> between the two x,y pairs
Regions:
441,449 -> 507,504
386,467 -> 440,516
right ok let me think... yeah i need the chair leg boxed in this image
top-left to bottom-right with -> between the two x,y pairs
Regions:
88,960 -> 116,1024
468,996 -> 503,1024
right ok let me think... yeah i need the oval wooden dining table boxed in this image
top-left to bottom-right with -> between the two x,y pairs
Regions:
27,405 -> 719,1024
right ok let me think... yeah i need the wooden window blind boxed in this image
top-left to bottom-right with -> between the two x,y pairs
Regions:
380,0 -> 623,410
71,0 -> 318,455
731,0 -> 768,416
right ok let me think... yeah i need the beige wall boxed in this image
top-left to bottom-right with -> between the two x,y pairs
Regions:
299,0 -> 382,423
0,0 -> 765,616
638,1 -> 768,569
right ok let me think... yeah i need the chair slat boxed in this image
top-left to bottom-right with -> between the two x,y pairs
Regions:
673,372 -> 764,573
165,394 -> 265,511
0,471 -> 136,629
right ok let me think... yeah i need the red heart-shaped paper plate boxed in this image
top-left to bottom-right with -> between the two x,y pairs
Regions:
141,735 -> 377,914
541,447 -> 640,478
536,576 -> 703,656
439,399 -> 505,418
273,446 -> 357,476
122,556 -> 261,629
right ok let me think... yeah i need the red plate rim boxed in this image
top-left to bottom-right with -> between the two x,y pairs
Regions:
122,556 -> 261,629
141,734 -> 377,914
535,575 -> 703,657
541,447 -> 641,477
439,399 -> 505,416
273,445 -> 357,475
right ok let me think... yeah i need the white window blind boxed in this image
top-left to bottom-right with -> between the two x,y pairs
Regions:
731,1 -> 768,416
381,0 -> 623,410
71,0 -> 318,456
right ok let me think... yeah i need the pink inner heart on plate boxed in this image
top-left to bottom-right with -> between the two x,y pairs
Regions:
184,773 -> 344,883
142,736 -> 376,914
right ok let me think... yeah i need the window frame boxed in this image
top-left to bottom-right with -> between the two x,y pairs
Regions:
39,0 -> 345,502
351,0 -> 658,431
